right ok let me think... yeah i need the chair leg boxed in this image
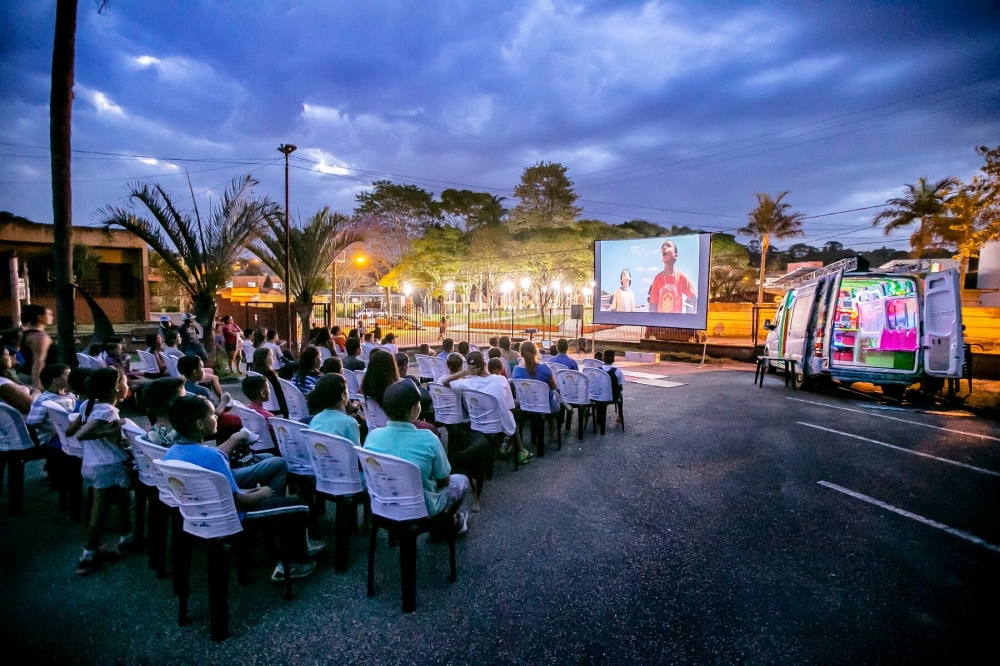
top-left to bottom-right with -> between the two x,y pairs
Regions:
173,529 -> 192,626
556,413 -> 562,450
399,526 -> 418,613
577,406 -> 585,441
171,511 -> 185,595
6,454 -> 24,516
147,497 -> 164,572
367,519 -> 378,598
334,496 -> 352,574
207,541 -> 229,642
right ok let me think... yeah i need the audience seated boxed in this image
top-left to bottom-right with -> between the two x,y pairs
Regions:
162,330 -> 184,359
26,364 -> 74,449
361,333 -> 376,356
394,352 -> 433,421
320,357 -> 343,375
142,377 -> 185,446
486,347 -> 509,378
418,343 -> 432,357
294,346 -> 322,394
437,338 -> 455,359
176,355 -> 241,443
498,336 -> 520,370
251,348 -> 289,417
0,346 -> 35,413
163,394 -> 319,582
381,333 -> 398,354
457,341 -> 470,358
362,350 -> 438,436
343,337 -> 366,371
549,338 -> 579,370
144,333 -> 168,377
332,326 -> 347,353
307,373 -> 361,446
363,381 -> 469,535
242,375 -> 275,420
602,349 -> 625,423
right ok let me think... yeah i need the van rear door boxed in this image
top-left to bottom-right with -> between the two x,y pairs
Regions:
922,268 -> 964,378
784,282 -> 818,365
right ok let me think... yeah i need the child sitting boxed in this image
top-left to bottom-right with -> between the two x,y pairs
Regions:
320,357 -> 343,375
162,394 -> 320,582
67,368 -> 133,575
26,363 -> 75,449
487,347 -> 509,378
176,355 -> 241,442
141,377 -> 186,446
242,375 -> 274,420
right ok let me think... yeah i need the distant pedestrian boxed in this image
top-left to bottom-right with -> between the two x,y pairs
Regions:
439,315 -> 447,340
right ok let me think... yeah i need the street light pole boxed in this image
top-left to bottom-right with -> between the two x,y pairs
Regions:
277,143 -> 296,350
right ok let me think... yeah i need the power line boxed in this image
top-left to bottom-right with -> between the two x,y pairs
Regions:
0,159 -> 279,185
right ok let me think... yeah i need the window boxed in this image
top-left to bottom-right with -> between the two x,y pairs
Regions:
247,281 -> 257,288
788,293 -> 815,334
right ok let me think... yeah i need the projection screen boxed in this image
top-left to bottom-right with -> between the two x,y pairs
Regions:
593,233 -> 712,330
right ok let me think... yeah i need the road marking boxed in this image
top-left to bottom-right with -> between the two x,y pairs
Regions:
817,481 -> 1000,554
787,397 -> 1000,442
797,423 -> 1000,477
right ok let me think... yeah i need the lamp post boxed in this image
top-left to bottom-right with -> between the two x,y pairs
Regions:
549,279 -> 560,337
444,281 -> 454,316
500,280 -> 514,338
563,284 -> 573,333
277,143 -> 297,350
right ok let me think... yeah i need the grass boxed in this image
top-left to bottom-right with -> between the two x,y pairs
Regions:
949,379 -> 1000,415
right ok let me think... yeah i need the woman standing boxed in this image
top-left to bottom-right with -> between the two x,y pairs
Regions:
220,315 -> 243,374
19,304 -> 53,391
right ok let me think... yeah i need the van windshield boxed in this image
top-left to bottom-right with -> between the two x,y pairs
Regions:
830,276 -> 918,372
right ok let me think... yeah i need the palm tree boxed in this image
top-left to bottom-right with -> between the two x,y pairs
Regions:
873,177 -> 959,258
251,207 -> 365,350
738,191 -> 806,305
97,175 -> 276,352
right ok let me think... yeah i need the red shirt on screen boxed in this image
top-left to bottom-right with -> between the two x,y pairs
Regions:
649,270 -> 695,313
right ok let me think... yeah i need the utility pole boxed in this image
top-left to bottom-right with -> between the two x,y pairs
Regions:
277,143 -> 296,350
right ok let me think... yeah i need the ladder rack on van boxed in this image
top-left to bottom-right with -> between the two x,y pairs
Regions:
780,258 -> 857,291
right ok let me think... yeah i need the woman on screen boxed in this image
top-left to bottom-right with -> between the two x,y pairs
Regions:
609,269 -> 636,312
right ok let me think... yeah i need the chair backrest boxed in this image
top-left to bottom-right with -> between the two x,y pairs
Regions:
163,354 -> 182,378
354,446 -> 428,522
427,382 -> 468,425
137,350 -> 160,375
430,357 -> 450,382
277,378 -> 309,421
41,400 -> 84,458
229,403 -> 275,451
301,429 -> 363,496
363,397 -> 389,430
128,428 -> 158,488
355,370 -> 366,388
468,344 -> 479,352
582,367 -> 614,402
344,369 -> 362,401
414,354 -> 434,379
582,358 -> 603,369
0,401 -> 34,452
510,378 -> 551,415
135,435 -> 179,507
317,346 -> 333,362
556,370 -> 591,406
269,417 -> 314,476
77,353 -> 106,369
462,389 -> 504,435
154,459 -> 243,538
121,418 -> 146,451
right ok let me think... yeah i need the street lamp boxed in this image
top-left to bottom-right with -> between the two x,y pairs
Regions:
443,281 -> 455,316
277,142 -> 297,350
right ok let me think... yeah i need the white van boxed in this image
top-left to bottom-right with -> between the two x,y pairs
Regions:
763,267 -> 964,395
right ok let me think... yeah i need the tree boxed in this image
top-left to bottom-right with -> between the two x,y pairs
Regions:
354,180 -> 440,235
252,207 -> 365,350
945,187 -> 987,294
872,176 -> 959,257
738,191 -> 806,304
97,175 -> 276,352
510,161 -> 582,232
439,189 -> 506,230
709,233 -> 755,300
956,145 -> 1000,268
50,0 -> 79,364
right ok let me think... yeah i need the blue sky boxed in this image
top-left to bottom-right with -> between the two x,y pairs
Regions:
1,1 -> 998,252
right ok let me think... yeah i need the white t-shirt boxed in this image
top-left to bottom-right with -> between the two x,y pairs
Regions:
451,373 -> 516,436
263,342 -> 283,368
163,347 -> 184,359
81,402 -> 128,467
381,343 -> 399,354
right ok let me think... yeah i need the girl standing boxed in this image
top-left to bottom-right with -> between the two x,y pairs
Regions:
68,368 -> 133,574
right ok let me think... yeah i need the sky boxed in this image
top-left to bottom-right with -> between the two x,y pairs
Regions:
1,0 -> 998,254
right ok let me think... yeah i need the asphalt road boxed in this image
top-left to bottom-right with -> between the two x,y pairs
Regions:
1,365 -> 997,664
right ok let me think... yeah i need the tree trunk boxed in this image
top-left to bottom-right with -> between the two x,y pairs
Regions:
50,0 -> 79,365
192,292 -> 217,355
757,234 -> 770,305
297,300 -> 313,352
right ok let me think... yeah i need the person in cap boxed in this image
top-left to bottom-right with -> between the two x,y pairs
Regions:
158,315 -> 176,343
363,380 -> 469,534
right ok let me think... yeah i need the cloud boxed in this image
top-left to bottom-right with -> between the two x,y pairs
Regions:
744,56 -> 845,88
87,89 -> 125,116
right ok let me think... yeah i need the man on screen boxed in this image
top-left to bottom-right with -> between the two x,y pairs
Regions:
649,240 -> 697,313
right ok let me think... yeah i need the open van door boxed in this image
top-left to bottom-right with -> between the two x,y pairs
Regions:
923,269 -> 964,378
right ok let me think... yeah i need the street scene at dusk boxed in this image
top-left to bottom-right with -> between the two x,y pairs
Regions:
1,2 -> 998,664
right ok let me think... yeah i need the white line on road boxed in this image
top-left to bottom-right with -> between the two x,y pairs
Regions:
787,397 -> 1000,442
817,481 -> 1000,554
797,422 -> 1000,477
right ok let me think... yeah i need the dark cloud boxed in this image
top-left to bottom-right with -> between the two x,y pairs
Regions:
1,0 -> 997,251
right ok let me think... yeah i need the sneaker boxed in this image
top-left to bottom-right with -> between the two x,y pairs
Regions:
75,550 -> 119,576
306,538 -> 327,558
454,510 -> 469,536
497,443 -> 513,459
517,450 -> 534,465
271,560 -> 317,582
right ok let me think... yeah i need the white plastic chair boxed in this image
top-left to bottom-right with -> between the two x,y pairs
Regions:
302,429 -> 363,496
468,344 -> 479,353
556,370 -> 592,441
414,354 -> 434,382
427,382 -> 468,426
0,402 -> 43,515
41,400 -> 87,521
163,354 -> 182,378
355,370 -> 366,388
41,400 -> 83,459
582,367 -> 623,434
355,446 -> 457,612
344,369 -> 362,401
430,357 -> 450,382
582,358 -> 603,369
277,378 -> 309,421
317,346 -> 333,362
138,350 -> 162,375
269,418 -> 314,477
511,377 -> 561,455
229,403 -> 275,452
362,397 -> 389,430
77,353 -> 106,369
462,389 -> 505,436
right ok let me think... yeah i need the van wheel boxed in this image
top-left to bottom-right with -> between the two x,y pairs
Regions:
796,370 -> 812,390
